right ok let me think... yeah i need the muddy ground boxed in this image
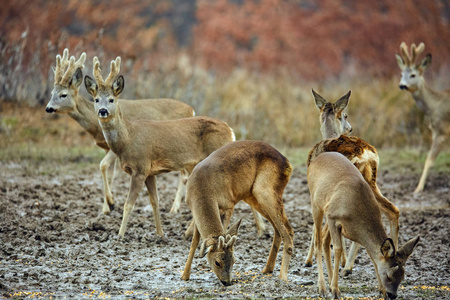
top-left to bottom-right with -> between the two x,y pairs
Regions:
0,157 -> 449,299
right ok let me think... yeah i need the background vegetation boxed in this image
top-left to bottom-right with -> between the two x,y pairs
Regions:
1,0 -> 449,150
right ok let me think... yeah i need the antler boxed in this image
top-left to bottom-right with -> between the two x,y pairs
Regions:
399,42 -> 425,67
92,56 -> 121,86
54,48 -> 86,86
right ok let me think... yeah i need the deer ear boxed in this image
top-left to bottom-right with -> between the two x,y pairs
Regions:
381,238 -> 395,259
112,75 -> 124,96
199,239 -> 214,258
397,236 -> 420,260
226,219 -> 242,237
334,90 -> 351,113
395,54 -> 406,70
418,54 -> 432,71
312,89 -> 327,110
70,68 -> 83,89
84,75 -> 98,96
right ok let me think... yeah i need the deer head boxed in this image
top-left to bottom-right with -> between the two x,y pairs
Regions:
312,89 -> 352,139
378,236 -> 420,300
46,48 -> 86,113
84,56 -> 124,122
396,42 -> 432,93
198,220 -> 241,286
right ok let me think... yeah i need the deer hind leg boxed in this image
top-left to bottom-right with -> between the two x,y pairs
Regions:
328,220 -> 342,299
118,175 -> 145,236
181,224 -> 200,281
99,150 -> 117,214
415,133 -> 446,194
343,242 -> 360,276
312,206 -> 326,297
322,226 -> 333,284
251,208 -> 266,238
145,175 -> 164,237
170,169 -> 189,214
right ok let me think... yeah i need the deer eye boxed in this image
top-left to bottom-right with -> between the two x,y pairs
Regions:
95,99 -> 99,103
60,94 -> 67,98
215,261 -> 221,267
410,74 -> 416,78
109,99 -> 114,103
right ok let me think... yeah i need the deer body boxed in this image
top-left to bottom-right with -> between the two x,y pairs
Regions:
304,90 -> 399,276
308,152 -> 419,300
84,56 -> 237,237
396,42 -> 450,193
46,49 -> 194,215
181,140 -> 294,285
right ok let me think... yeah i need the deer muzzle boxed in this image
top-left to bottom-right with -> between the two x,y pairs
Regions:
98,108 -> 109,118
399,84 -> 408,90
45,106 -> 55,113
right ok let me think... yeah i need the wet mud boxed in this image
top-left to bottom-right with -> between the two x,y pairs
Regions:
0,160 -> 449,299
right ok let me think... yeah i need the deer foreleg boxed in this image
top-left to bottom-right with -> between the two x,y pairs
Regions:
415,133 -> 445,193
100,150 -> 117,214
118,175 -> 145,236
181,224 -> 200,281
145,175 -> 164,237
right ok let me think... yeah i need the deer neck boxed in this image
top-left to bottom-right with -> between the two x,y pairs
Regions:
320,116 -> 341,139
68,94 -> 103,140
410,79 -> 432,114
98,108 -> 129,155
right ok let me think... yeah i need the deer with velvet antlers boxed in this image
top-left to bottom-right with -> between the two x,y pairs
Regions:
46,49 -> 194,215
304,90 -> 400,276
181,140 -> 294,286
308,152 -> 419,300
396,42 -> 450,193
84,56 -> 253,237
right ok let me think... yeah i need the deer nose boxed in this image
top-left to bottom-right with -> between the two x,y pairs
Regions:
220,280 -> 232,286
45,107 -> 55,113
399,84 -> 408,90
98,108 -> 109,118
387,292 -> 397,299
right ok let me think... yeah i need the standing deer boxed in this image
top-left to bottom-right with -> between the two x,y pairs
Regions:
308,152 -> 419,300
395,42 -> 450,193
304,90 -> 400,276
181,140 -> 294,285
84,57 -> 266,237
45,49 -> 194,215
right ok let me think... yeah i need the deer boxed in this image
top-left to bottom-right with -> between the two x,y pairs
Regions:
308,152 -> 420,300
45,49 -> 194,215
304,89 -> 400,276
181,140 -> 294,286
395,42 -> 450,194
83,56 -> 269,237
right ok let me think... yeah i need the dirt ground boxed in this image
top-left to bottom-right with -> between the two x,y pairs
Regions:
0,156 -> 449,299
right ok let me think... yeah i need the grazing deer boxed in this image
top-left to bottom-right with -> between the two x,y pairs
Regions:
181,140 -> 294,285
308,152 -> 419,300
84,56 -> 243,237
46,49 -> 194,215
304,90 -> 400,276
395,42 -> 450,194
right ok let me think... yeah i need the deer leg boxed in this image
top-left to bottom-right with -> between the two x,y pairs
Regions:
415,133 -> 445,194
170,170 -> 188,214
99,150 -> 117,214
328,220 -> 342,299
343,242 -> 360,276
145,175 -> 164,237
181,224 -> 200,281
304,227 -> 315,267
322,227 -> 333,284
118,175 -> 145,236
313,207 -> 326,297
184,219 -> 195,237
251,208 -> 266,238
367,252 -> 386,298
261,223 -> 281,275
340,236 -> 347,267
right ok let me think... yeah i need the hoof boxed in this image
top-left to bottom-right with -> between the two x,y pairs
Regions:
304,262 -> 312,267
343,269 -> 352,276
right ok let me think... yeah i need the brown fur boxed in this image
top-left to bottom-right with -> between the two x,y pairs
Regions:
181,140 -> 294,285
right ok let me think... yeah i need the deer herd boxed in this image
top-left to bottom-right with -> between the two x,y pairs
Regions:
44,42 -> 449,299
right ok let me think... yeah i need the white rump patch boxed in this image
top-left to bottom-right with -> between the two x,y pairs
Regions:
351,150 -> 379,164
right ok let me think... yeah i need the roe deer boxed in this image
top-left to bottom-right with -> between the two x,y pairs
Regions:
181,140 -> 294,285
304,89 -> 400,276
308,152 -> 419,300
84,57 -> 265,237
46,49 -> 194,215
396,42 -> 450,193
